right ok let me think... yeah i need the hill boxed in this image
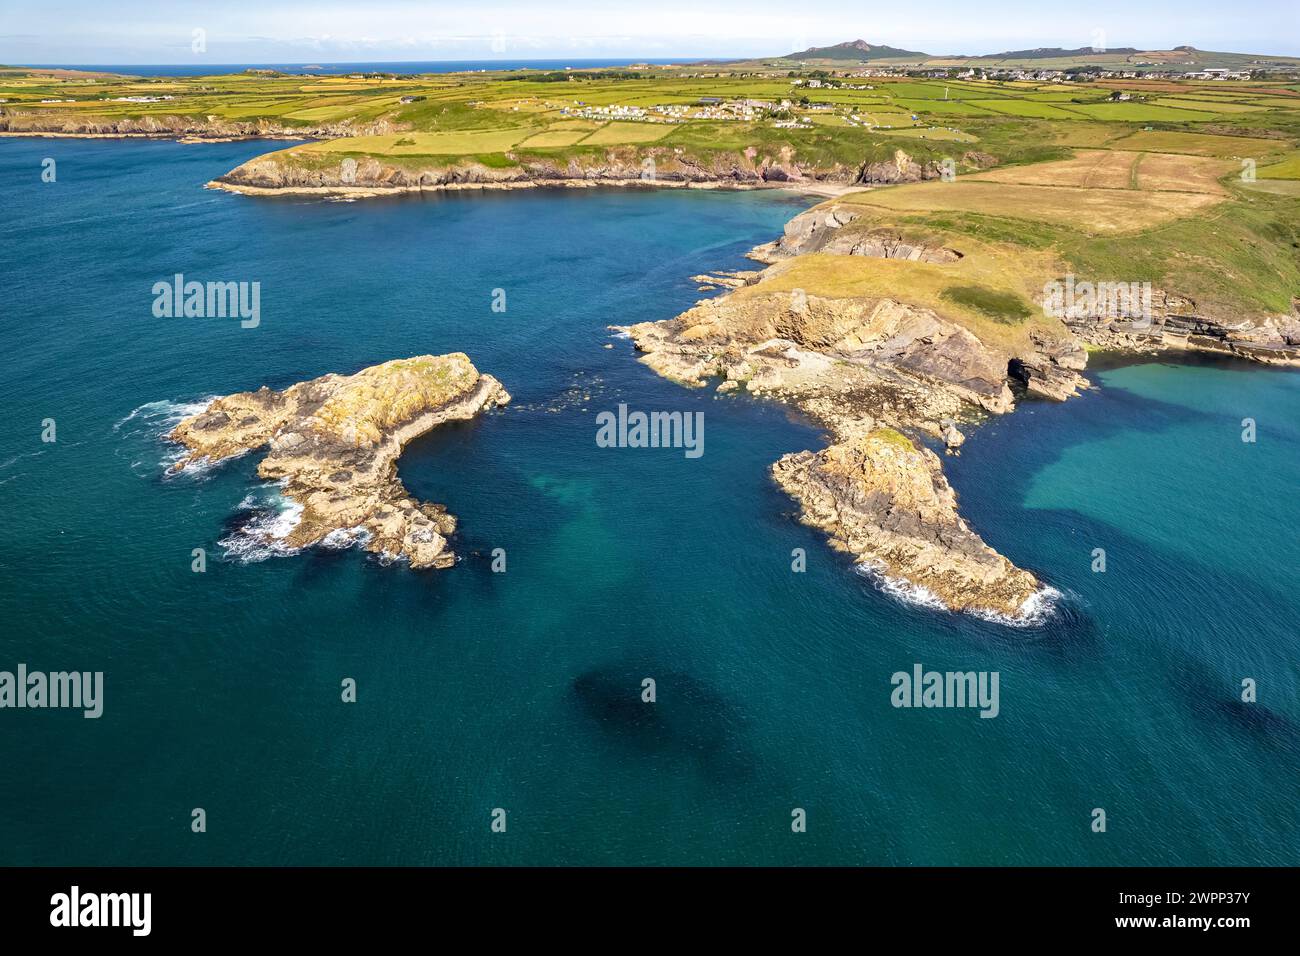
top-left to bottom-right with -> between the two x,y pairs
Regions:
785,39 -> 929,61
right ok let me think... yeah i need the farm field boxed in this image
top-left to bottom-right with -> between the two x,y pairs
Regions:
1109,129 -> 1288,158
842,176 -> 1225,234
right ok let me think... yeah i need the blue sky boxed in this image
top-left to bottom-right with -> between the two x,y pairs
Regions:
2,0 -> 1297,64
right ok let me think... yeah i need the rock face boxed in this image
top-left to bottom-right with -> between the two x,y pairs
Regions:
210,146 -> 951,198
857,148 -> 947,185
748,204 -> 961,264
1061,289 -> 1300,367
211,147 -> 853,195
170,354 -> 510,568
0,109 -> 395,141
772,430 -> 1040,617
1009,332 -> 1091,401
616,281 -> 1047,620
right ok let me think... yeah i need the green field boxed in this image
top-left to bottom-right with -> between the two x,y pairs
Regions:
3,58 -> 1294,340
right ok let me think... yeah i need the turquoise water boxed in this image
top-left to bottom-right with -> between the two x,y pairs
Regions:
1,138 -> 1297,865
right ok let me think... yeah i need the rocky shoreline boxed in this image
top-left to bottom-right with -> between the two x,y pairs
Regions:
203,143 -> 955,199
0,110 -> 395,142
154,147 -> 1299,618
169,353 -> 509,568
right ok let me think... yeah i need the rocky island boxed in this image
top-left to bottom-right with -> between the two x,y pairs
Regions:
169,353 -> 510,568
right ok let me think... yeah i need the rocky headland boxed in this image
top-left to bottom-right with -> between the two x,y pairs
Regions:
169,353 -> 510,568
206,144 -> 958,198
615,270 -> 1048,618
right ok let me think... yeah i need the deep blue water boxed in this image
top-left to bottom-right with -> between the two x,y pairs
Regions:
1,137 -> 1297,865
18,60 -> 684,77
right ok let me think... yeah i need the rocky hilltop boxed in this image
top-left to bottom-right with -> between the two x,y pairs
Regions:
170,354 -> 510,568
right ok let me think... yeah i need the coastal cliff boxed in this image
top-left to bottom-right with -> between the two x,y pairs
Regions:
0,109 -> 399,142
206,144 -> 956,197
170,353 -> 510,568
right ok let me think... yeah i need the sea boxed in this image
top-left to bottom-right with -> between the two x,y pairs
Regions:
1,136 -> 1296,865
22,60 -> 684,77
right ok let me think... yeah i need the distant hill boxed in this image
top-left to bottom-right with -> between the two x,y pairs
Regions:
977,46 -> 1140,60
785,39 -> 929,61
708,39 -> 1300,74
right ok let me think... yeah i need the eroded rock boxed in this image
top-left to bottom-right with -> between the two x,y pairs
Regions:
772,429 -> 1040,617
170,353 -> 510,568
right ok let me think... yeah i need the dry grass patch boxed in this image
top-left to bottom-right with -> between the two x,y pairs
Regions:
965,149 -> 1138,189
1135,152 -> 1234,194
845,178 -> 1223,234
964,149 -> 1232,195
1109,129 -> 1286,158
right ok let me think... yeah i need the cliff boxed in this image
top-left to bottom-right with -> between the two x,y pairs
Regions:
0,109 -> 397,142
205,143 -> 960,197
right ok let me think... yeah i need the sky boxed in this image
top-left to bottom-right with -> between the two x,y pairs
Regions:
1,0 -> 1298,64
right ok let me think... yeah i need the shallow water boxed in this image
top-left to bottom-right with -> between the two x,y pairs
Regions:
1,138 -> 1296,865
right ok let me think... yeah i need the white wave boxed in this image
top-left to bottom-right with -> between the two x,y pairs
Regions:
856,563 -> 1061,627
117,396 -> 221,478
218,487 -> 304,563
855,563 -> 948,612
320,526 -> 370,550
114,397 -> 214,434
971,584 -> 1063,628
608,329 -> 631,340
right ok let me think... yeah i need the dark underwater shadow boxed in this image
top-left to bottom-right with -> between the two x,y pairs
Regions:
569,663 -> 757,783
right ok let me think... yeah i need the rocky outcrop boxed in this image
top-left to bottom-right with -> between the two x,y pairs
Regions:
1009,332 -> 1091,401
619,289 -> 1014,416
857,148 -> 947,185
748,205 -> 961,264
748,205 -> 863,262
1061,288 -> 1300,367
169,354 -> 510,568
616,281 -> 1045,619
772,429 -> 1040,617
0,109 -> 396,141
692,269 -> 761,290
